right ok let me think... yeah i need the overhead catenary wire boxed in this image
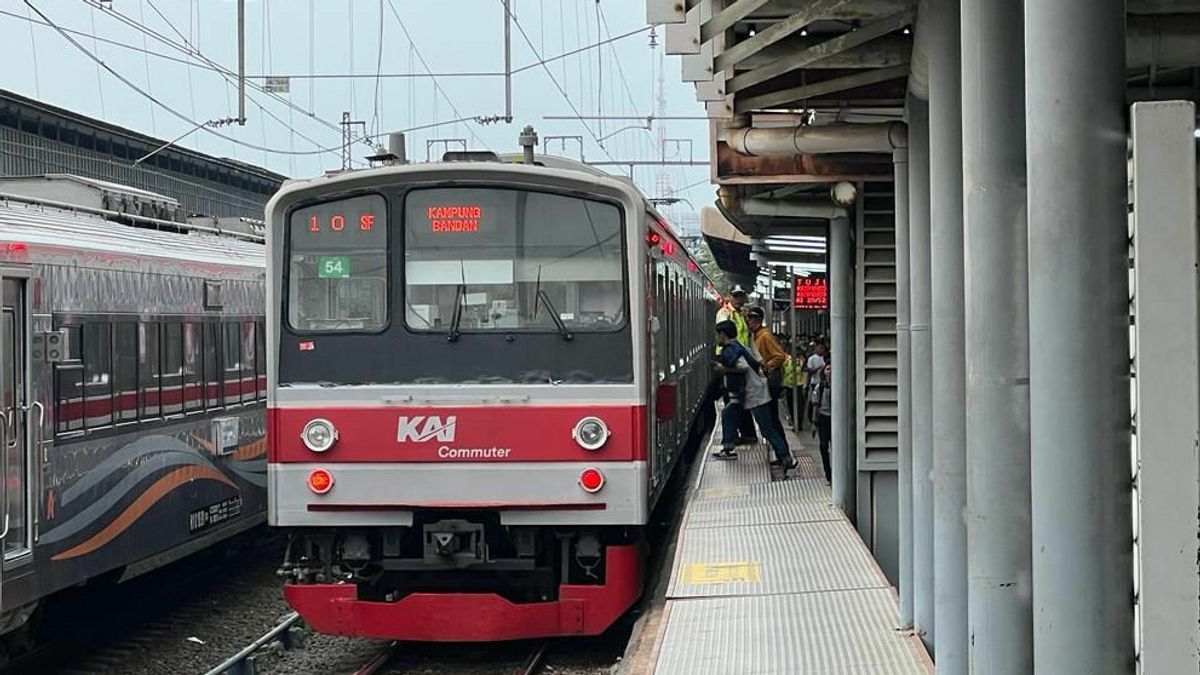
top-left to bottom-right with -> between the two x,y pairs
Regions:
500,0 -> 614,161
383,0 -> 491,150
25,0 -> 347,159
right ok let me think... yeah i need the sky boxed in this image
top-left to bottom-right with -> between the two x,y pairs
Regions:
2,0 -> 713,234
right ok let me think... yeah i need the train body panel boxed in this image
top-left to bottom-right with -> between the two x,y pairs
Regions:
266,156 -> 718,641
0,194 -> 267,634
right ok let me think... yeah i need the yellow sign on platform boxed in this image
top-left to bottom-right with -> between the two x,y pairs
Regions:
682,561 -> 762,584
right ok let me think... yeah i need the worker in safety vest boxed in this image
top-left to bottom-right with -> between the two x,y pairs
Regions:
715,285 -> 752,350
713,285 -> 758,445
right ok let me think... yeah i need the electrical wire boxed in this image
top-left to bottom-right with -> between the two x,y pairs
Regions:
383,0 -> 490,150
500,0 -> 614,160
372,0 -> 385,138
24,2 -> 41,99
136,0 -> 158,135
25,0 -> 346,158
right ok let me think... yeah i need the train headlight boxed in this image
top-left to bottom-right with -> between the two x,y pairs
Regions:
302,418 -> 338,453
572,417 -> 609,451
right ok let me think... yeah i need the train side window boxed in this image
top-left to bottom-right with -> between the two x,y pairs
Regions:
162,322 -> 184,416
204,322 -> 221,409
255,319 -> 266,401
82,321 -> 113,429
183,322 -> 203,412
140,322 -> 161,419
241,321 -> 256,402
223,322 -> 242,404
113,322 -> 138,423
54,325 -> 83,434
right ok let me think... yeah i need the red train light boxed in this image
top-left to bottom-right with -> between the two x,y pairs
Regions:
645,231 -> 662,247
579,468 -> 605,493
307,469 -> 334,494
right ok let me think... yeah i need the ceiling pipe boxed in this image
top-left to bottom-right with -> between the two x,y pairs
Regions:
1127,15 -> 1200,68
725,121 -> 908,156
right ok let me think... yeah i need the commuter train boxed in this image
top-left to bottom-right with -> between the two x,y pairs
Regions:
0,176 -> 267,644
267,152 -> 719,641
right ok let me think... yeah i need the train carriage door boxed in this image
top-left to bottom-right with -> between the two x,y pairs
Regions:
0,273 -> 31,567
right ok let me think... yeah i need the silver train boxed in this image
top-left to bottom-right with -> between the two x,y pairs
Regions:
0,176 -> 267,643
266,153 -> 719,641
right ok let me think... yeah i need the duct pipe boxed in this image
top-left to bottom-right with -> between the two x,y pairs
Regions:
962,0 -> 1034,671
893,144 -> 914,630
829,215 -> 854,516
739,198 -> 849,220
725,123 -> 907,157
1026,0 -> 1135,672
907,95 -> 935,653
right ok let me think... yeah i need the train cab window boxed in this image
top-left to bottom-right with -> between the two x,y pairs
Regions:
204,322 -> 221,409
403,188 -> 625,333
82,321 -> 112,429
183,323 -> 203,412
113,322 -> 138,423
287,194 -> 388,332
139,322 -> 161,419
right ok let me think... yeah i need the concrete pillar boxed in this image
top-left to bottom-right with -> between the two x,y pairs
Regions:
927,0 -> 967,671
1025,1 -> 1135,672
961,1 -> 1033,672
907,96 -> 935,649
829,215 -> 853,515
893,146 -> 913,629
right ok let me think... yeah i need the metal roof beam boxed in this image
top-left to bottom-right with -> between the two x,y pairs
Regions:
736,35 -> 910,70
701,0 -> 773,44
748,0 -> 911,21
714,0 -> 852,71
728,10 -> 914,93
735,64 -> 909,112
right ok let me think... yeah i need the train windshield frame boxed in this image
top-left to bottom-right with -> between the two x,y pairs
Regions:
402,186 -> 628,335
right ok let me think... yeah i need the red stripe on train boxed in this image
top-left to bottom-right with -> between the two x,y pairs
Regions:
268,405 -> 648,463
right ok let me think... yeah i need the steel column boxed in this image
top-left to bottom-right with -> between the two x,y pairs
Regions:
1130,100 -> 1200,675
829,215 -> 853,515
893,145 -> 913,630
907,96 -> 934,649
961,1 -> 1033,672
1025,0 -> 1135,672
927,0 -> 966,670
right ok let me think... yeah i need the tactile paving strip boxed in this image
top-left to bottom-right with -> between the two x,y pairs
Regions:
685,480 -> 841,529
655,589 -> 927,675
666,520 -> 887,598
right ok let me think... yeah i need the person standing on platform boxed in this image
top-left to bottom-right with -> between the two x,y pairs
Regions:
712,321 -> 797,472
812,363 -> 833,483
805,342 -> 827,426
715,285 -> 758,445
745,306 -> 789,444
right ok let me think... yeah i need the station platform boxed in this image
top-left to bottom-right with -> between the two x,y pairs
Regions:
635,420 -> 932,675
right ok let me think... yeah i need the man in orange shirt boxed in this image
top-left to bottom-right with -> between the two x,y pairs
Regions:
746,307 -> 790,447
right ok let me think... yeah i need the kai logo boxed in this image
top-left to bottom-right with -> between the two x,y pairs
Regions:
396,415 -> 457,443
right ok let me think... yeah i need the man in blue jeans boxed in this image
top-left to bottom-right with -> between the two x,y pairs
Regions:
713,321 -> 797,472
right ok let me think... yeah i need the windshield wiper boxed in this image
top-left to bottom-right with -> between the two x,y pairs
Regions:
536,289 -> 574,341
447,283 -> 466,342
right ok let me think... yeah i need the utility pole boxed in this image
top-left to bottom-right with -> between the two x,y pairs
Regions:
237,0 -> 246,124
503,0 -> 513,122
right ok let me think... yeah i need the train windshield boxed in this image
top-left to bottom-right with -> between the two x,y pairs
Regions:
403,187 -> 625,333
288,194 -> 389,332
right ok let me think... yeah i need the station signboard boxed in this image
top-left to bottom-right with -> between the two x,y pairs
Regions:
794,276 -> 828,310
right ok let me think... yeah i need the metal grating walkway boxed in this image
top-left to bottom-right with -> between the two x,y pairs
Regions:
652,419 -> 931,675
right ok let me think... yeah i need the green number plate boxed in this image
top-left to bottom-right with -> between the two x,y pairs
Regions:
317,256 -> 350,279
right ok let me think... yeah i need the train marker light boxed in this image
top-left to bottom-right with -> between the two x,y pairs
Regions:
302,418 -> 338,452
572,417 -> 610,451
645,231 -> 662,247
579,468 -> 605,493
307,469 -> 334,494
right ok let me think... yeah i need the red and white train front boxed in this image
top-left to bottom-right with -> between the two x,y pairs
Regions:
266,161 -> 659,641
